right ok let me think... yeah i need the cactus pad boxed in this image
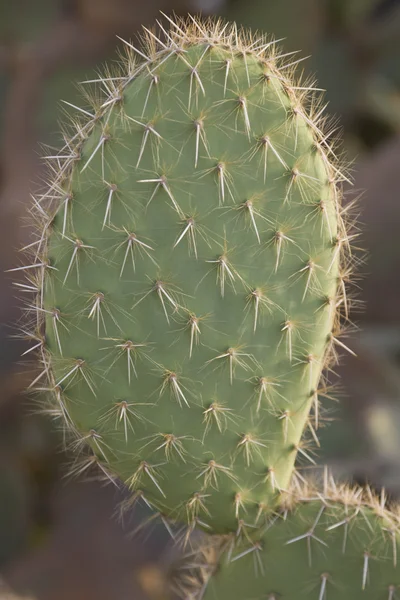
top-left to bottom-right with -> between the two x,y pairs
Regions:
174,482 -> 400,600
27,17 -> 349,533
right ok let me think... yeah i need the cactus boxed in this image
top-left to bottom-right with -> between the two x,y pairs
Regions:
173,478 -> 400,599
15,13 -> 400,600
20,15 -> 347,534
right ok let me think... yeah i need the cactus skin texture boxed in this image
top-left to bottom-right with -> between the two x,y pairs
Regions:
172,480 -> 400,600
17,14 -> 400,600
25,15 -> 349,534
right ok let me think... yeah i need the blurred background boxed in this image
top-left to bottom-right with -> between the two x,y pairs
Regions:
0,0 -> 400,598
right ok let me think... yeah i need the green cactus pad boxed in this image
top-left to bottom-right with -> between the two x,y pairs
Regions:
30,17 -> 348,532
176,485 -> 400,600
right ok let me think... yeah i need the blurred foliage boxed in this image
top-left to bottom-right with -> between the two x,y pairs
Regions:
0,458 -> 29,567
0,0 -> 57,41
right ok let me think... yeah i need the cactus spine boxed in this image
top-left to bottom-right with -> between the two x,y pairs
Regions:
17,14 -> 400,599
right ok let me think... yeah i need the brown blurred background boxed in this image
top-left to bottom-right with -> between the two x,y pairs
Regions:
0,0 -> 400,598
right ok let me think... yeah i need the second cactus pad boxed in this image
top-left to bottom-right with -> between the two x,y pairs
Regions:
179,484 -> 400,600
41,18 -> 344,532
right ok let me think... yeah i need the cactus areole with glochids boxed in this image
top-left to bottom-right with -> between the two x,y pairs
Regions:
23,16 -> 352,534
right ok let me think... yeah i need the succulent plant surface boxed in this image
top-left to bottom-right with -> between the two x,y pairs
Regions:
16,12 -> 400,600
174,479 -> 400,600
23,15 -> 351,534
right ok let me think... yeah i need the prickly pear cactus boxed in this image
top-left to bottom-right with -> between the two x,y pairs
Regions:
22,16 -> 351,533
174,480 -> 400,600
